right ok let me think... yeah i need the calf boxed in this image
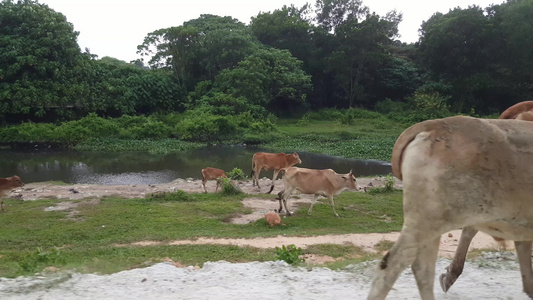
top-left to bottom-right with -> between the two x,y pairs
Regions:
201,167 -> 226,193
440,100 -> 533,293
278,167 -> 358,217
0,175 -> 24,212
368,116 -> 533,300
265,212 -> 283,227
251,152 -> 302,194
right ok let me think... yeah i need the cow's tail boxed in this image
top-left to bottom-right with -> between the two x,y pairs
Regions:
391,119 -> 441,181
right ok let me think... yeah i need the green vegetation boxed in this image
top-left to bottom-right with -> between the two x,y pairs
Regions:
275,245 -> 304,265
0,189 -> 403,277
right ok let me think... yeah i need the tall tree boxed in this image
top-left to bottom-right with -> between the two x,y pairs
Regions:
327,11 -> 402,107
213,48 -> 312,113
137,15 -> 257,91
314,0 -> 369,32
0,0 -> 83,122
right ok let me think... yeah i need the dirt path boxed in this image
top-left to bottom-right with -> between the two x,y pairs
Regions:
9,177 -> 507,258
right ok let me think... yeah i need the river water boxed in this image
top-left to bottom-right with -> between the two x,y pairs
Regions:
0,146 -> 391,184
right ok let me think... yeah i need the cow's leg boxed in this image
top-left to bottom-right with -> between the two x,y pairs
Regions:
327,195 -> 340,217
368,228 -> 421,300
202,179 -> 208,193
515,241 -> 533,297
439,226 -> 478,292
307,194 -> 320,215
254,168 -> 261,189
280,188 -> 293,216
412,236 -> 440,300
1,199 -> 4,212
215,180 -> 220,193
267,170 -> 280,194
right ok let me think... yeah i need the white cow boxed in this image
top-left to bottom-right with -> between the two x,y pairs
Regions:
277,167 -> 358,217
368,116 -> 533,300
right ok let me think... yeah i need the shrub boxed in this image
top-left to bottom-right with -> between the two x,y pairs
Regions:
220,178 -> 243,196
148,190 -> 193,202
128,120 -> 173,139
275,244 -> 304,265
226,168 -> 247,181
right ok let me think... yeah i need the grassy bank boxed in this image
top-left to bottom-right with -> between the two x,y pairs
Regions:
0,189 -> 402,277
0,109 -> 412,161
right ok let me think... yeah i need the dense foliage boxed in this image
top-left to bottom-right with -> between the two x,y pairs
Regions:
1,0 -> 532,139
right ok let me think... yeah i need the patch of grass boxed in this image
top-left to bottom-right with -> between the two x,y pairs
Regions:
374,240 -> 395,252
75,138 -> 204,154
0,190 -> 403,277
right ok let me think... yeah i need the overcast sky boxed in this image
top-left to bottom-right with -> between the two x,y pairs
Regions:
39,0 -> 502,62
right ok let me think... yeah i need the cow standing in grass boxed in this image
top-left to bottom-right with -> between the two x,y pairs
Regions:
368,116 -> 533,300
201,167 -> 226,193
277,167 -> 358,217
251,152 -> 302,194
0,175 -> 24,212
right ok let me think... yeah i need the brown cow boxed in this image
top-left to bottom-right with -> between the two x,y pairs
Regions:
251,152 -> 302,194
0,175 -> 24,212
277,167 -> 358,217
201,167 -> 227,193
440,100 -> 533,293
265,212 -> 284,227
368,116 -> 533,300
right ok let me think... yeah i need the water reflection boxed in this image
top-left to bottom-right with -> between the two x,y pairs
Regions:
0,146 -> 391,185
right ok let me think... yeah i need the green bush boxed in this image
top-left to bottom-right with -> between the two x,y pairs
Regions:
340,108 -> 384,125
275,244 -> 304,265
128,120 -> 173,139
19,247 -> 65,273
0,122 -> 57,142
220,178 -> 243,196
227,168 -> 247,180
148,190 -> 193,202
375,98 -> 409,115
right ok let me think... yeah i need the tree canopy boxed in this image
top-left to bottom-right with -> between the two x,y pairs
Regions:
1,0 -> 532,124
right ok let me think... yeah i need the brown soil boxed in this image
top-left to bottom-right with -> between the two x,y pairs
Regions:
8,177 -> 508,261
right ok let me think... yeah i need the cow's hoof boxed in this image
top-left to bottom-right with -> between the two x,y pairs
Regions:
439,273 -> 452,292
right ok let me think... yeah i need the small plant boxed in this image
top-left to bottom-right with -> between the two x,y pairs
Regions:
226,168 -> 247,181
275,244 -> 304,265
220,178 -> 243,196
297,113 -> 311,126
20,247 -> 65,272
383,173 -> 395,191
148,190 -> 193,202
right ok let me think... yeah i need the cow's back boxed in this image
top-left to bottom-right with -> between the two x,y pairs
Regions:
253,152 -> 285,169
284,167 -> 336,193
395,116 -> 533,236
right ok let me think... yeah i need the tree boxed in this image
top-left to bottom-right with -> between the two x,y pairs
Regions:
0,0 -> 84,122
417,1 -> 533,113
314,0 -> 369,32
137,15 -> 257,91
326,11 -> 402,107
213,48 -> 312,113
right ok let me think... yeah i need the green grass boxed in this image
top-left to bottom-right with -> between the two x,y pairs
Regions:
264,117 -> 409,161
0,189 -> 403,277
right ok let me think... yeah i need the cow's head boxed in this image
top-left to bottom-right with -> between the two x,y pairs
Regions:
342,170 -> 359,191
291,153 -> 302,165
8,175 -> 24,188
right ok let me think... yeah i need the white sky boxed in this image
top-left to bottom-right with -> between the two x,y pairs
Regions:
39,0 -> 503,62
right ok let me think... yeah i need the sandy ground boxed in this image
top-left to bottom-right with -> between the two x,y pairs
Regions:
8,176 -> 508,258
0,257 -> 528,300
